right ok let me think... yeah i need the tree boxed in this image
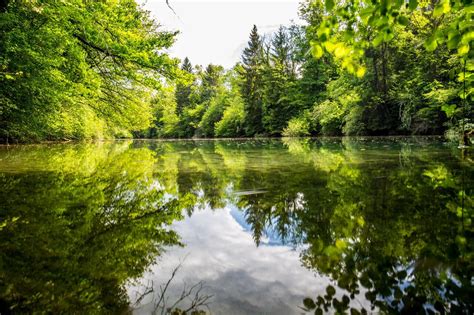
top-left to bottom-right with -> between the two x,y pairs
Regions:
306,0 -> 473,139
0,0 -> 178,142
175,57 -> 194,116
240,25 -> 265,136
262,26 -> 302,135
200,64 -> 224,103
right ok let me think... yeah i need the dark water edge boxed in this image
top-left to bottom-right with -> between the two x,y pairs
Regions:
0,134 -> 453,145
0,137 -> 472,314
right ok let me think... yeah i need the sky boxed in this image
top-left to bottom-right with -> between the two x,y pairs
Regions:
140,0 -> 304,68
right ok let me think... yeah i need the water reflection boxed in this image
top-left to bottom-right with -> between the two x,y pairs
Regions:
130,207 -> 330,315
0,143 -> 188,313
0,138 -> 472,314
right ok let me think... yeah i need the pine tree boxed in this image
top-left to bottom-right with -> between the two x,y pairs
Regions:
181,57 -> 193,73
240,25 -> 265,136
175,57 -> 194,115
262,26 -> 298,135
271,26 -> 290,71
200,64 -> 224,103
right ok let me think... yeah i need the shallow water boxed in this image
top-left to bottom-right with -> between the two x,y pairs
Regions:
0,138 -> 472,314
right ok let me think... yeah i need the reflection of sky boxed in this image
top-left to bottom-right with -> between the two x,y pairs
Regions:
228,204 -> 282,246
129,206 -> 331,315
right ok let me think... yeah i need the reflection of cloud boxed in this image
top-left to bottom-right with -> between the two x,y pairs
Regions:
129,207 -> 330,314
229,204 -> 283,246
200,269 -> 300,315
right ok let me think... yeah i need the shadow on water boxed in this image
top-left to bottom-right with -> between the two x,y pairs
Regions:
0,138 -> 472,314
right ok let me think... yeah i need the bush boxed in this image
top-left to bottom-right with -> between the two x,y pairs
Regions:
311,100 -> 343,135
310,77 -> 361,136
197,93 -> 226,137
343,106 -> 366,135
214,95 -> 245,137
282,116 -> 310,137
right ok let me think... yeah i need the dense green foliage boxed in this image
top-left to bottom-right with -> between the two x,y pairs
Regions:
0,142 -> 194,313
0,0 -> 472,142
144,0 -> 472,141
0,0 -> 178,142
304,0 -> 473,139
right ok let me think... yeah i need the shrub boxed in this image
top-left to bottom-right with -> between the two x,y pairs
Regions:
215,95 -> 245,137
282,116 -> 310,137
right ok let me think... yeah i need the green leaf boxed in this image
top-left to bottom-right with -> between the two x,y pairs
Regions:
303,298 -> 316,310
311,43 -> 324,59
441,105 -> 456,118
326,285 -> 336,297
350,308 -> 361,315
461,31 -> 474,44
408,0 -> 418,11
342,295 -> 350,306
360,7 -> 375,24
424,37 -> 438,51
394,287 -> 403,300
458,43 -> 469,56
447,34 -> 461,50
373,34 -> 384,46
433,0 -> 450,17
433,4 -> 443,16
397,16 -> 409,26
325,0 -> 335,11
335,239 -> 347,249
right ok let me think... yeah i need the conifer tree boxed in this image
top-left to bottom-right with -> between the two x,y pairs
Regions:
181,57 -> 193,73
200,64 -> 224,103
240,25 -> 265,136
175,57 -> 194,115
262,26 -> 299,135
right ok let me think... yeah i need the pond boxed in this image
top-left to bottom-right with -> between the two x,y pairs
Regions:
0,138 -> 472,314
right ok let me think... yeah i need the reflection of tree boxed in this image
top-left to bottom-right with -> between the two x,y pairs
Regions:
2,139 -> 470,313
0,145 -> 189,313
145,138 -> 473,313
165,138 -> 473,314
281,139 -> 474,314
133,262 -> 212,315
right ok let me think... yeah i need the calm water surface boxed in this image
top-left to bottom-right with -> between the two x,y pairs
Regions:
0,138 -> 472,314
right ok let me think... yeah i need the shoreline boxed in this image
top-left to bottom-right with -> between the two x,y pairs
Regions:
0,134 -> 450,146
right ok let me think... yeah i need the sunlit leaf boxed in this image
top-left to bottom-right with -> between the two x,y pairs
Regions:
424,37 -> 438,51
356,67 -> 366,78
441,104 -> 456,118
311,43 -> 324,59
433,0 -> 450,17
335,239 -> 347,249
458,43 -> 469,56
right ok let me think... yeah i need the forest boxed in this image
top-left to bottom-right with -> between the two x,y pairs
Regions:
0,0 -> 472,142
